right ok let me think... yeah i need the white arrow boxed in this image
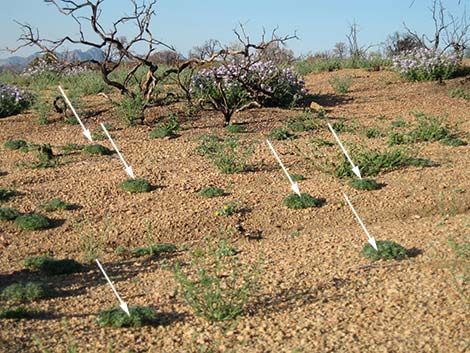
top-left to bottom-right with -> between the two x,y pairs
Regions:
327,122 -> 361,179
100,123 -> 135,179
266,139 -> 301,196
95,259 -> 130,316
58,86 -> 93,142
343,193 -> 378,251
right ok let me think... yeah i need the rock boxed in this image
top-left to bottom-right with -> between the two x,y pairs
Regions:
309,101 -> 325,113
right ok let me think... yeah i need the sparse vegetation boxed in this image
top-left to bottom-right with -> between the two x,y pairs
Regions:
270,127 -> 296,141
360,240 -> 408,261
225,124 -> 246,134
0,207 -> 20,221
131,243 -> 177,257
1,282 -> 56,302
329,74 -> 353,94
283,193 -> 326,209
215,202 -> 239,217
119,178 -> 152,193
0,305 -> 40,319
348,178 -> 382,191
82,144 -> 112,156
149,113 -> 180,139
38,198 -> 74,211
4,139 -> 27,150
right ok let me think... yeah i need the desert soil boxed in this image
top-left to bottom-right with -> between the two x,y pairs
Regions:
0,67 -> 469,353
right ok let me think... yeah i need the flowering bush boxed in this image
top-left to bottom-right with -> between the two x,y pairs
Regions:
392,48 -> 460,81
0,84 -> 35,118
22,57 -> 89,77
190,59 -> 305,124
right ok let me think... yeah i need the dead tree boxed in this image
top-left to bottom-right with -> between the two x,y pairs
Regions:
404,0 -> 470,55
9,0 -> 175,105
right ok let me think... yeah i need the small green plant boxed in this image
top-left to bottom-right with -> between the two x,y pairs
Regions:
331,121 -> 353,133
196,136 -> 253,174
81,234 -> 102,263
440,136 -> 467,147
215,202 -> 239,216
82,144 -> 112,156
97,306 -> 160,328
329,74 -> 353,94
1,282 -> 56,302
269,128 -> 296,141
391,119 -> 408,128
198,186 -> 225,198
449,88 -> 470,100
38,198 -> 74,212
131,243 -> 177,257
214,239 -> 238,257
24,256 -> 83,275
348,178 -> 383,191
32,96 -> 50,125
0,305 -> 39,319
31,144 -> 58,169
14,213 -> 52,231
387,132 -> 407,146
0,207 -> 20,221
360,240 -> 408,261
119,178 -> 152,193
0,188 -> 14,202
225,124 -> 246,133
149,113 -> 180,139
60,143 -> 85,154
366,128 -> 383,138
4,139 -> 27,150
173,239 -> 261,322
119,95 -> 145,127
409,113 -> 449,142
283,193 -> 326,209
290,174 -> 305,181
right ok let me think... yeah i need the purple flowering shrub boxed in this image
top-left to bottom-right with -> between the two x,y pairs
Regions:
0,84 -> 35,118
393,48 -> 460,81
190,59 -> 305,124
22,57 -> 89,77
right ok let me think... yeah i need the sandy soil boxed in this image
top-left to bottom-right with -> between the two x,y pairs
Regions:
0,67 -> 469,353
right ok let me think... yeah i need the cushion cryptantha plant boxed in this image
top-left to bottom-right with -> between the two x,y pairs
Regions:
283,193 -> 326,209
0,207 -> 20,221
348,178 -> 383,191
119,178 -> 152,193
360,240 -> 408,261
14,213 -> 51,231
82,144 -> 112,156
1,282 -> 56,302
38,198 -> 74,211
24,256 -> 83,275
97,306 -> 160,328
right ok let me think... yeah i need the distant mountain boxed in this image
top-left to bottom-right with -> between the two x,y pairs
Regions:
0,48 -> 104,70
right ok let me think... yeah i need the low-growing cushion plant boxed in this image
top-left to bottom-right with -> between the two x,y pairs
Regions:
0,207 -> 20,221
4,139 -> 27,151
119,178 -> 152,193
270,128 -> 296,141
38,198 -> 74,211
225,124 -> 246,133
1,282 -> 56,302
97,306 -> 160,328
440,136 -> 467,147
0,305 -> 40,319
82,144 -> 112,156
290,174 -> 305,182
149,113 -> 180,139
360,240 -> 408,261
14,213 -> 51,231
24,256 -> 83,275
348,178 -> 383,191
0,188 -> 15,202
215,202 -> 239,216
283,193 -> 326,209
198,186 -> 225,198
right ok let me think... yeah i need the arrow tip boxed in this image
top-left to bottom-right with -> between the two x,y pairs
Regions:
120,302 -> 130,317
352,165 -> 362,179
125,166 -> 135,179
83,129 -> 93,142
369,237 -> 378,251
291,182 -> 301,196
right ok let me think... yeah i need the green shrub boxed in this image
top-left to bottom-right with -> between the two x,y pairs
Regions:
82,144 -> 112,156
360,240 -> 408,261
0,207 -> 20,221
0,188 -> 14,202
131,243 -> 177,257
173,240 -> 261,322
149,113 -> 180,139
38,198 -> 74,212
391,119 -> 408,128
366,128 -> 383,138
290,174 -> 305,182
331,121 -> 353,133
329,74 -> 353,94
440,137 -> 467,147
14,213 -> 51,231
119,178 -> 152,193
0,305 -> 39,319
409,113 -> 449,142
196,136 -> 253,174
387,132 -> 407,146
0,84 -> 34,119
97,306 -> 160,328
24,256 -> 83,275
59,143 -> 85,154
348,178 -> 382,191
225,124 -> 246,133
283,193 -> 326,209
1,282 -> 55,302
270,128 -> 296,141
198,186 -> 225,198
449,88 -> 470,100
119,95 -> 145,127
334,147 -> 434,178
215,202 -> 239,216
4,139 -> 27,150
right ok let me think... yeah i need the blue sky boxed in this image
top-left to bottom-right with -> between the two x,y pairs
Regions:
0,0 -> 467,58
